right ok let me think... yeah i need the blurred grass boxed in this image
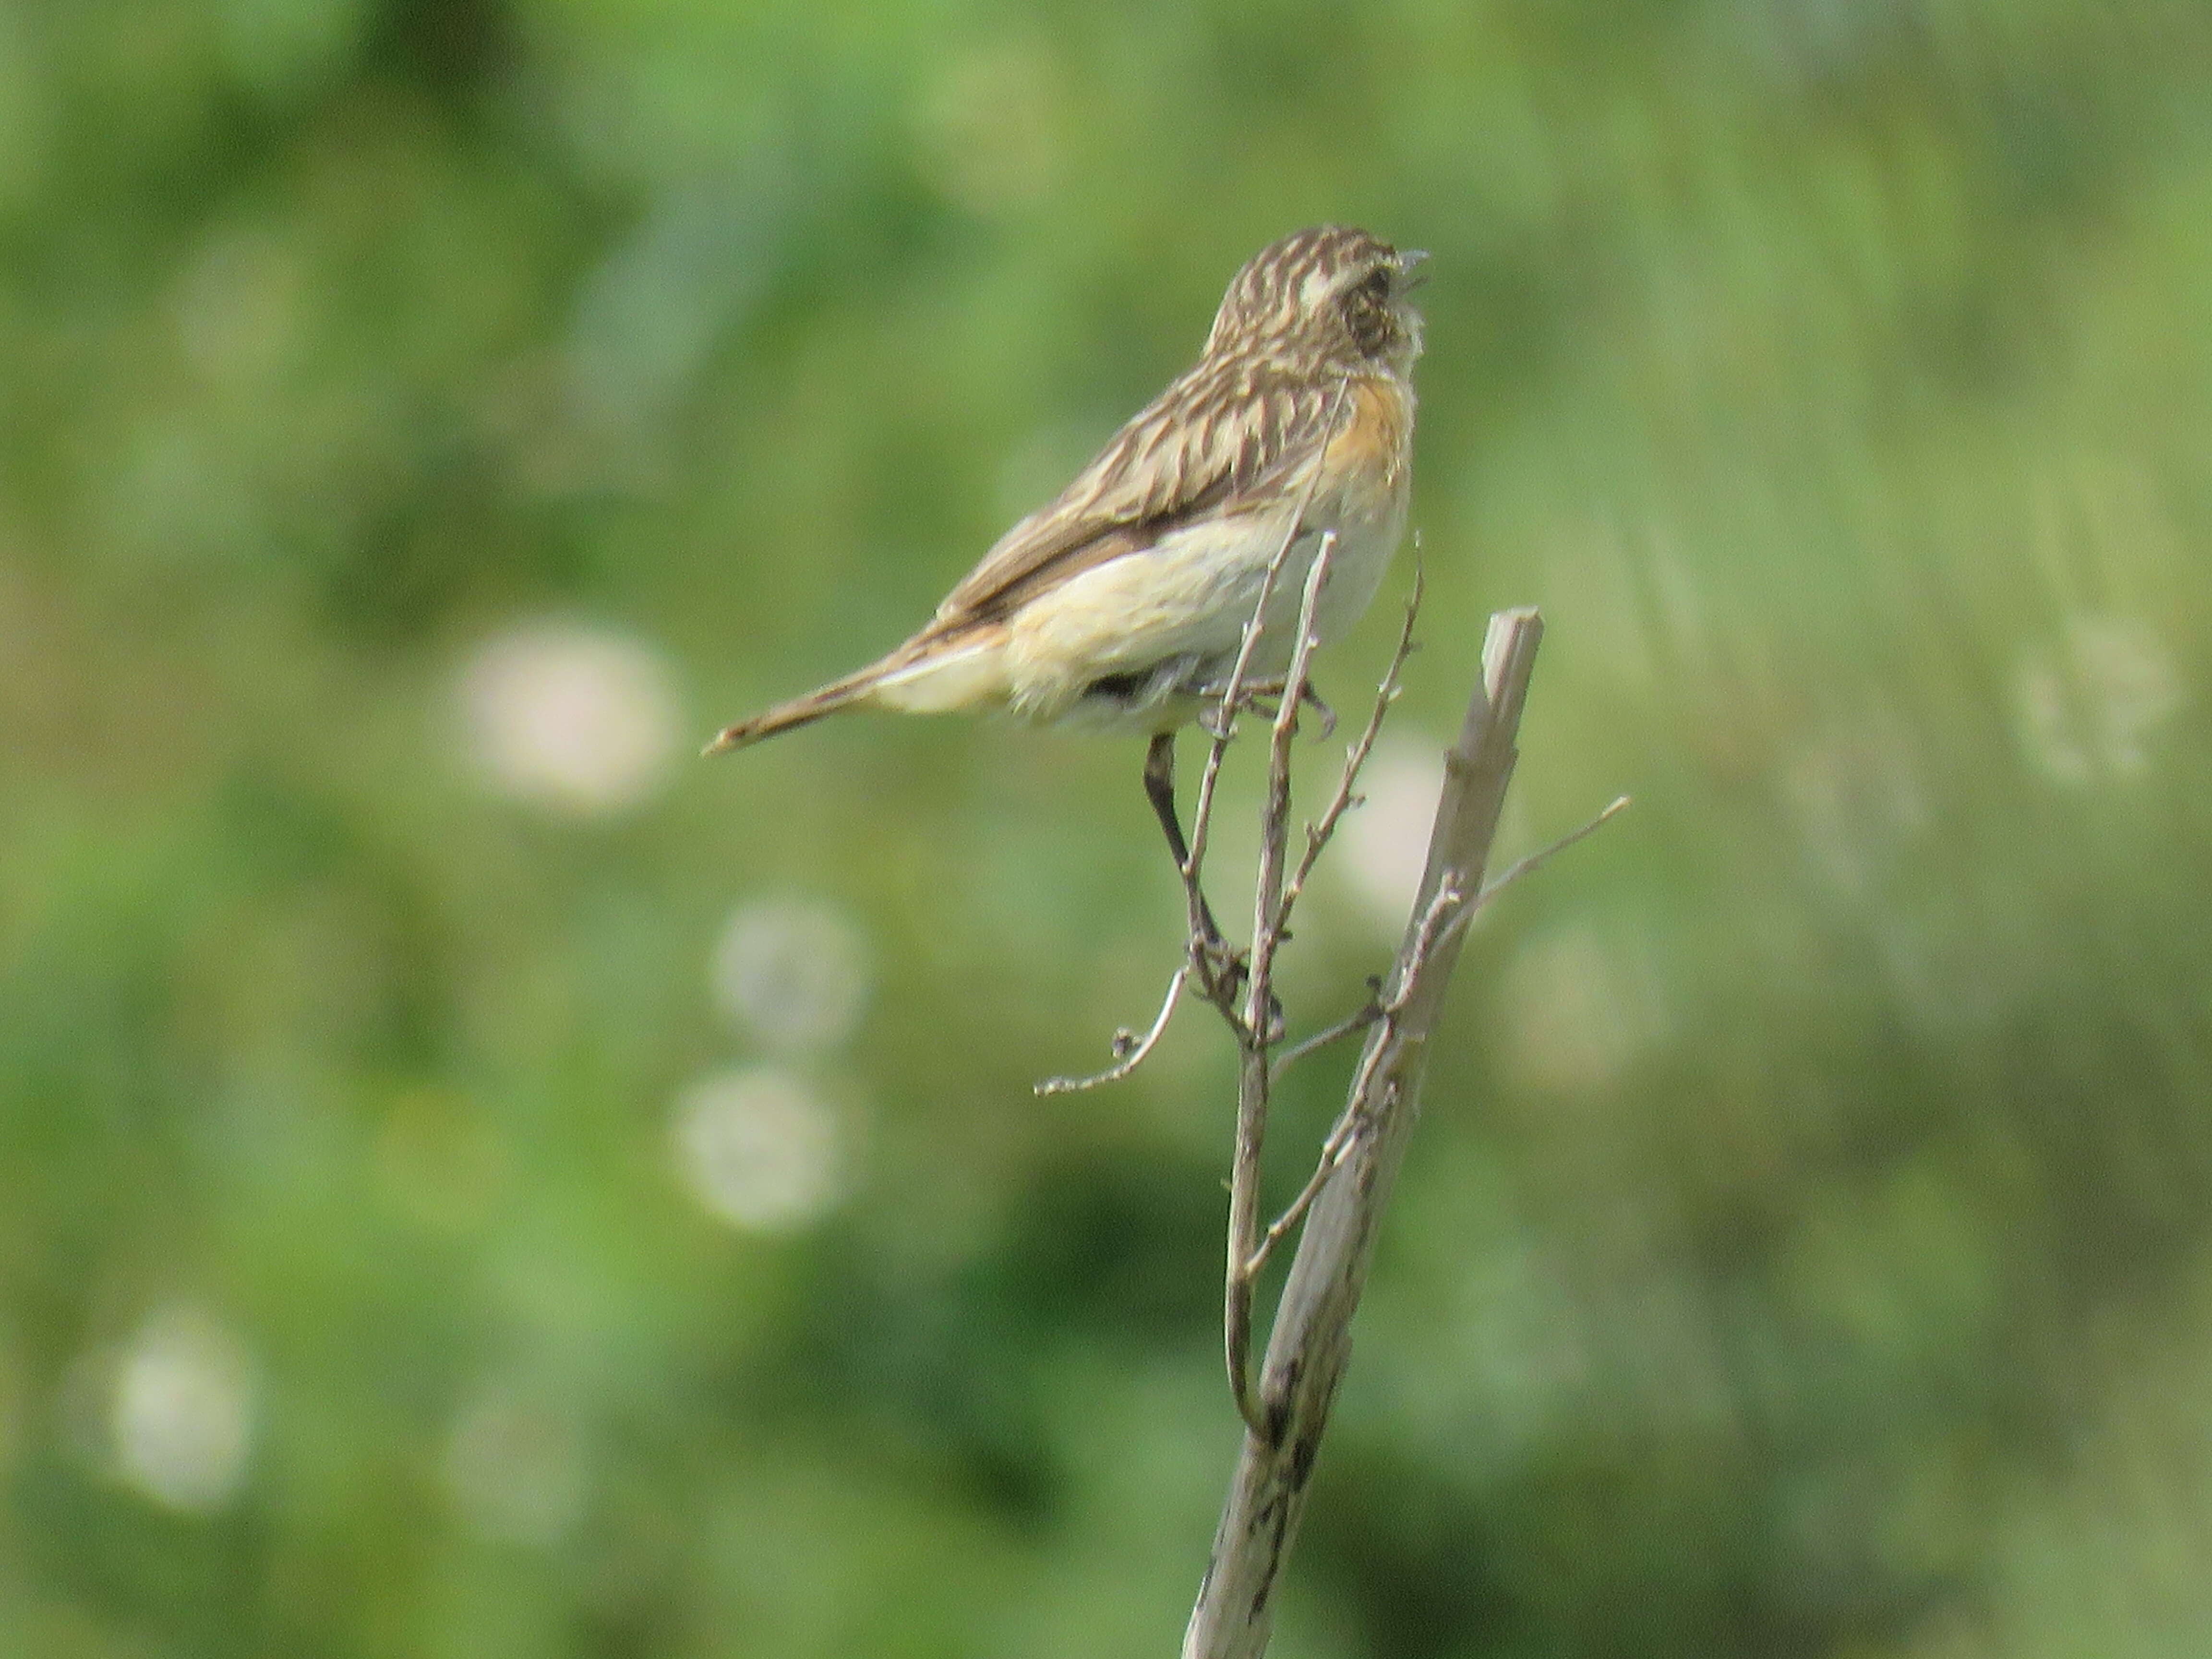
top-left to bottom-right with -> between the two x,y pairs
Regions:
5,0 -> 2212,1655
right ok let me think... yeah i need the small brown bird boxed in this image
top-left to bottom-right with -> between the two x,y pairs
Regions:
708,225 -> 1424,924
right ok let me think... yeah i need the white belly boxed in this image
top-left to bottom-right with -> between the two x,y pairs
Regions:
997,478 -> 1409,730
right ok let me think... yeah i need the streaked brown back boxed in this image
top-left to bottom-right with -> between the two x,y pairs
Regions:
920,224 -> 1414,642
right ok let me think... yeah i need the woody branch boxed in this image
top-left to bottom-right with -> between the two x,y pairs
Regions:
1182,606 -> 1563,1659
1035,570 -> 1623,1655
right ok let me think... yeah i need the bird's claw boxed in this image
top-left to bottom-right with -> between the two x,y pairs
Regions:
1194,936 -> 1287,1043
1194,677 -> 1335,742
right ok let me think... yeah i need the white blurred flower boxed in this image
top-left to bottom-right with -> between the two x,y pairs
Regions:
460,623 -> 680,814
1334,734 -> 1446,933
711,896 -> 872,1054
2015,613 -> 2183,785
442,1381 -> 587,1548
672,1066 -> 842,1233
110,1306 -> 257,1514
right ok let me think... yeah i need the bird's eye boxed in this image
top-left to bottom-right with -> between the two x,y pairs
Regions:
1356,268 -> 1392,302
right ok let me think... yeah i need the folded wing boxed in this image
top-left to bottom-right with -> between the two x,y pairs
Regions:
924,362 -> 1341,637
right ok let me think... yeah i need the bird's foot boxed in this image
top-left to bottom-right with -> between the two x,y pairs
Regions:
1193,933 -> 1288,1044
1194,676 -> 1335,740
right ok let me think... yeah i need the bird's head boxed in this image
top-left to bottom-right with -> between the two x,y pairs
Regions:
1205,225 -> 1427,378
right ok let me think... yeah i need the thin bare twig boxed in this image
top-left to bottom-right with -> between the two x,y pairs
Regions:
1477,793 -> 1633,909
1241,878 -> 1466,1283
1281,551 -> 1426,922
1246,532 -> 1337,1010
1269,980 -> 1385,1071
1247,797 -> 1630,1275
1036,383 -> 1351,1088
1226,548 -> 1421,1130
1383,879 -> 1468,1014
1119,546 -> 1419,1089
1033,962 -> 1190,1096
1243,1076 -> 1390,1283
1183,607 -> 1550,1659
1181,380 -> 1352,933
1223,528 -> 1339,1431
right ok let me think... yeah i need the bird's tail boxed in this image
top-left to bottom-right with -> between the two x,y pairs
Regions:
704,628 -> 1009,757
702,662 -> 890,756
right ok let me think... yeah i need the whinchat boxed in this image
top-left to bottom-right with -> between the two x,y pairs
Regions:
708,225 -> 1425,917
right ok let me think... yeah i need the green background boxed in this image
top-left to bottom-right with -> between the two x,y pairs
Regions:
5,0 -> 2212,1654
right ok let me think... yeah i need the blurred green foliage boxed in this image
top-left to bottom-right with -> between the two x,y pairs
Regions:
5,0 -> 2212,1655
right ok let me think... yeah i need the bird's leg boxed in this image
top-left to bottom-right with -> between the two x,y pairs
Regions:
1144,731 -> 1227,960
1142,734 -> 1285,1037
1144,732 -> 1253,1013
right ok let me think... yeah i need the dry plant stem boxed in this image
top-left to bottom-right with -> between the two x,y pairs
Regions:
1280,556 -> 1425,921
1033,383 -> 1350,1096
1033,963 -> 1190,1096
1248,792 -> 1631,1240
1182,608 -> 1549,1659
1245,1079 -> 1377,1284
1218,537 -> 1419,1421
1477,793 -> 1633,908
1180,380 -> 1351,975
1269,986 -> 1384,1071
1061,558 -> 1419,1097
1243,803 -> 1631,1291
1223,530 -> 1339,1431
1261,791 -> 1626,1085
1236,569 -> 1426,1078
1242,878 -> 1467,1281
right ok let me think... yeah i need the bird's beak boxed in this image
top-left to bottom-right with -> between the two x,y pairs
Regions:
1393,249 -> 1430,292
